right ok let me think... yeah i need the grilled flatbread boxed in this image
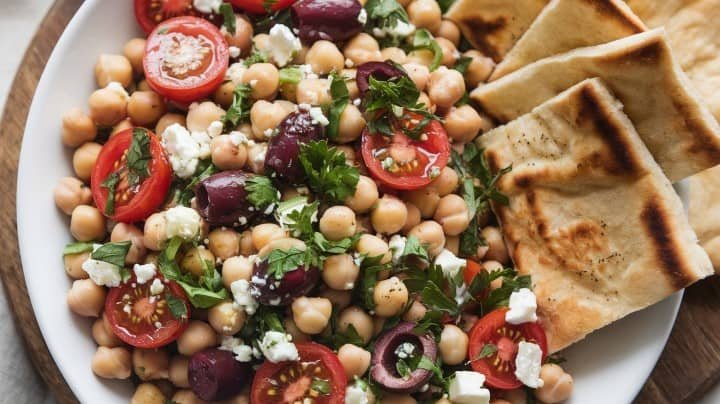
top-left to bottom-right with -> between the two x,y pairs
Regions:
688,166 -> 720,272
444,0 -> 548,62
478,78 -> 713,352
490,0 -> 646,81
471,29 -> 720,183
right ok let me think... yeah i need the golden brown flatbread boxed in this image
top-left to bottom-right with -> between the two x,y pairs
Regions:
471,29 -> 720,183
444,0 -> 549,63
490,0 -> 646,81
688,166 -> 720,272
478,78 -> 713,352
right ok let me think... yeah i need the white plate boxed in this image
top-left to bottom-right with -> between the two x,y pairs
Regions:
15,1 -> 682,402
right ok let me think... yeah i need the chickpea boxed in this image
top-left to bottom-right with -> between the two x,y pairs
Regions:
172,390 -> 207,404
435,399 -> 452,404
131,383 -> 166,404
208,228 -> 241,260
344,33 -> 382,65
356,234 -> 392,264
407,49 -> 435,68
133,348 -> 169,381
306,40 -> 344,74
211,135 -> 248,170
381,47 -> 407,64
337,145 -> 356,165
322,254 -> 360,290
61,108 -> 97,147
445,235 -> 459,255
242,63 -> 279,100
123,38 -> 146,75
408,221 -> 445,256
88,87 -> 128,126
402,203 -> 422,234
92,346 -> 132,379
64,251 -> 90,279
70,205 -> 106,241
72,142 -> 102,181
292,297 -> 332,334
92,314 -> 122,347
137,80 -> 152,91
214,81 -> 237,108
296,78 -> 331,105
208,300 -> 246,335
438,324 -> 468,365
373,276 -> 409,317
251,223 -> 287,250
434,194 -> 470,236
428,67 -> 466,111
95,54 -> 133,88
382,393 -> 416,404
169,356 -> 191,388
224,15 -> 254,55
342,68 -> 360,99
338,306 -> 374,344
54,177 -> 92,215
402,63 -> 430,92
482,226 -> 509,264
253,33 -> 270,51
464,50 -> 496,87
111,118 -> 133,137
284,317 -> 311,343
156,113 -> 187,136
535,364 -> 574,403
438,20 -> 461,46
337,104 -> 366,144
345,175 -> 379,214
444,105 -> 484,143
67,279 -> 105,317
436,37 -> 459,67
320,206 -> 357,241
250,100 -> 293,140
404,187 -> 440,218
247,142 -> 268,174
127,91 -> 166,127
338,344 -> 371,379
177,321 -> 217,356
418,91 -> 435,113
181,246 -> 215,277
408,0 -> 442,33
402,299 -> 427,322
429,167 -> 459,196
144,212 -> 168,251
317,288 -> 352,311
111,223 -> 145,265
371,195 -> 408,234
239,230 -> 255,256
187,101 -> 225,133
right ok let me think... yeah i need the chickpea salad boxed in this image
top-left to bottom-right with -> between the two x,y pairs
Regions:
56,0 -> 573,403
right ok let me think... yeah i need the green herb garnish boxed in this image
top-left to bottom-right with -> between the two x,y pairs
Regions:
101,172 -> 120,215
327,73 -> 350,140
279,66 -> 304,85
222,83 -> 253,131
166,293 -> 188,319
91,241 -> 131,268
246,175 -> 280,212
298,140 -> 360,203
126,128 -> 152,187
219,3 -> 236,35
411,29 -> 443,71
62,242 -> 94,256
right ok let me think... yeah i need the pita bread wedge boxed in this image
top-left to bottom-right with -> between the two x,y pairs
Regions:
478,78 -> 713,352
490,0 -> 646,81
471,29 -> 720,183
688,166 -> 720,272
444,0 -> 548,62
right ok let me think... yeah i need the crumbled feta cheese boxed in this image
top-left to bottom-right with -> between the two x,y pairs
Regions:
390,20 -> 416,37
389,235 -> 407,263
226,62 -> 247,83
229,131 -> 251,146
382,157 -> 394,170
82,250 -> 122,287
298,64 -> 318,80
231,279 -> 258,315
345,58 -> 355,68
150,278 -> 165,295
229,46 -> 241,58
429,166 -> 441,179
249,142 -> 267,173
105,82 -> 129,101
309,107 -> 329,126
193,0 -> 221,14
434,249 -> 467,279
133,263 -> 156,284
394,342 -> 416,359
515,342 -> 544,388
219,336 -> 255,362
505,288 -> 538,324
161,123 -> 201,178
345,383 -> 370,404
165,206 -> 202,240
268,24 -> 301,67
259,331 -> 299,363
449,371 -> 491,404
357,8 -> 368,25
353,98 -> 361,106
207,120 -> 224,138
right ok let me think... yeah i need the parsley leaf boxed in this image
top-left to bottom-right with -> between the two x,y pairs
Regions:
91,241 -> 131,268
420,280 -> 459,317
364,0 -> 412,47
436,0 -> 457,13
411,29 -> 443,71
327,73 -> 350,140
166,293 -> 188,320
278,198 -> 319,240
243,50 -> 269,67
246,175 -> 280,211
401,235 -> 429,261
168,161 -> 219,207
101,172 -> 120,215
355,254 -> 392,310
222,83 -> 253,131
126,128 -> 152,188
266,247 -> 309,280
279,66 -> 303,85
219,3 -> 236,35
313,233 -> 359,254
475,343 -> 498,359
454,56 -> 473,75
298,141 -> 360,203
63,242 -> 94,256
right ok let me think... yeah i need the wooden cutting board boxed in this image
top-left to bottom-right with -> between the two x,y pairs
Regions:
1,1 -> 719,403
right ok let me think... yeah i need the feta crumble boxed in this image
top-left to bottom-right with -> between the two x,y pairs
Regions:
394,342 -> 416,359
309,107 -> 329,126
165,206 -> 202,241
345,382 -> 370,404
505,288 -> 538,324
448,371 -> 491,404
268,24 -> 301,67
133,263 -> 156,284
219,336 -> 255,362
105,82 -> 129,101
434,249 -> 467,279
388,234 -> 407,264
193,0 -> 222,14
357,8 -> 368,25
226,62 -> 247,83
259,331 -> 299,363
82,257 -> 122,287
231,279 -> 259,315
515,341 -> 544,388
150,278 -> 165,295
229,46 -> 241,58
206,120 -> 224,138
161,123 -> 201,178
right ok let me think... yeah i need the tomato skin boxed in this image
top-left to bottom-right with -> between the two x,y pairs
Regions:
230,0 -> 296,14
90,128 -> 172,223
105,275 -> 190,349
463,260 -> 483,286
134,0 -> 201,34
251,342 -> 346,404
361,119 -> 450,191
468,308 -> 547,390
143,16 -> 229,104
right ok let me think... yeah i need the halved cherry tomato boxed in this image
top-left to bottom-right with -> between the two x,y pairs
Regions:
251,342 -> 346,404
90,128 -> 172,223
361,116 -> 450,191
134,0 -> 206,34
105,274 -> 190,348
143,16 -> 229,104
467,308 -> 547,390
230,0 -> 296,14
463,260 -> 483,286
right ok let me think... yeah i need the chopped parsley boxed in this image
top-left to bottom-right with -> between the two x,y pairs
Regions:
91,241 -> 131,268
126,128 -> 152,188
222,83 -> 253,131
219,2 -> 236,35
279,66 -> 304,85
245,175 -> 280,212
401,235 -> 429,261
266,247 -> 314,280
311,378 -> 331,395
62,242 -> 94,256
298,141 -> 360,203
364,0 -> 412,47
166,293 -> 188,320
327,73 -> 350,140
475,343 -> 498,360
100,172 -> 120,215
243,49 -> 269,67
454,55 -> 473,75
410,29 -> 443,71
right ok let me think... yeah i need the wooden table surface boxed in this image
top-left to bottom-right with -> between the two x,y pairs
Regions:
1,1 -> 719,403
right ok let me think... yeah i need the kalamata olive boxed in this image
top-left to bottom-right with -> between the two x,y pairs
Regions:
264,110 -> 324,184
356,61 -> 409,96
188,348 -> 252,401
251,259 -> 320,306
370,322 -> 438,394
195,170 -> 257,227
292,0 -> 364,44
